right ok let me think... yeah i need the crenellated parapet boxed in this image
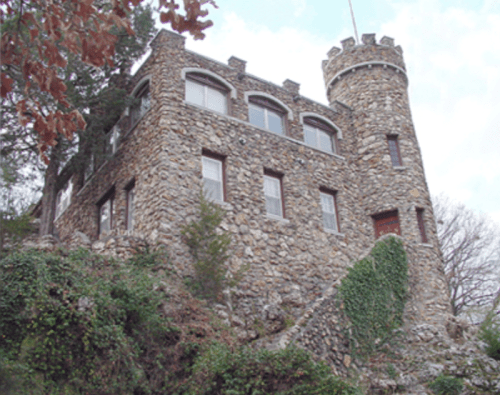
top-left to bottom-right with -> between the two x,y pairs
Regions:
323,33 -> 407,100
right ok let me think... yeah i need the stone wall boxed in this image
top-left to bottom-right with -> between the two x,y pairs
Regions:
54,30 -> 451,331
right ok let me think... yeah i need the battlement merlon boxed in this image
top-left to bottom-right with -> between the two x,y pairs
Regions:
322,33 -> 407,94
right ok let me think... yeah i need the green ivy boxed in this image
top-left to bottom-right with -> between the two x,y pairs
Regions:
181,194 -> 232,302
339,237 -> 408,355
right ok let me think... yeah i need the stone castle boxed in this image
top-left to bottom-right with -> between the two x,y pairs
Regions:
53,30 -> 453,364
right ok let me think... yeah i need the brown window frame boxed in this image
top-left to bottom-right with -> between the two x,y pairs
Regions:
97,187 -> 115,236
185,73 -> 230,115
319,187 -> 340,232
303,117 -> 339,154
202,149 -> 227,202
373,209 -> 401,238
387,135 -> 403,167
263,169 -> 285,218
416,208 -> 428,243
248,96 -> 287,136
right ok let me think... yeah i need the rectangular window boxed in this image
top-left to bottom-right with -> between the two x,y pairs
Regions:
55,178 -> 73,219
373,210 -> 401,238
387,135 -> 402,167
98,189 -> 114,236
416,208 -> 428,243
202,155 -> 224,202
320,190 -> 339,232
264,171 -> 284,218
107,125 -> 120,155
126,182 -> 135,231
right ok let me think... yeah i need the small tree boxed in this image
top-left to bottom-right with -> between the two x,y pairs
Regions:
182,194 -> 231,302
433,194 -> 500,319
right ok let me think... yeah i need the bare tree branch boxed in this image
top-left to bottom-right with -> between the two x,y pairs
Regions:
433,194 -> 500,320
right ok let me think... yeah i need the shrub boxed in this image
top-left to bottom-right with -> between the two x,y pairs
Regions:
478,296 -> 500,360
0,248 -> 180,394
428,374 -> 463,395
182,194 -> 231,302
339,237 -> 408,355
183,343 -> 361,395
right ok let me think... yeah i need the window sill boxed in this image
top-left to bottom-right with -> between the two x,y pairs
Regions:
393,166 -> 406,170
419,243 -> 433,248
184,101 -> 229,117
324,229 -> 345,237
266,214 -> 289,223
183,102 -> 346,161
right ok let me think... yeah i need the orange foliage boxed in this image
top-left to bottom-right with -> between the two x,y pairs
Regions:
0,0 -> 216,163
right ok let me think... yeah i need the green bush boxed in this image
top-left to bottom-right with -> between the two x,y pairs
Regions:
339,237 -> 408,355
183,343 -> 361,395
0,248 -> 179,394
428,374 -> 463,395
478,295 -> 500,361
182,194 -> 231,302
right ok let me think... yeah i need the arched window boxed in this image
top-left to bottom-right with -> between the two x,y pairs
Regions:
130,80 -> 150,126
248,96 -> 287,135
302,117 -> 338,154
185,72 -> 229,114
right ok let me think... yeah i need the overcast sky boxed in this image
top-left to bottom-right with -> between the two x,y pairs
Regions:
173,0 -> 500,224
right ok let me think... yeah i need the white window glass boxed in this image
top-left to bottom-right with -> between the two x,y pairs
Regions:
249,104 -> 266,129
130,83 -> 150,125
267,110 -> 283,135
318,130 -> 333,153
207,87 -> 226,113
249,103 -> 284,135
126,187 -> 134,231
320,192 -> 338,232
186,78 -> 227,114
202,156 -> 223,202
186,79 -> 204,107
84,154 -> 94,181
304,124 -> 334,153
304,125 -> 317,147
264,175 -> 283,217
55,179 -> 73,219
108,126 -> 120,154
99,199 -> 112,235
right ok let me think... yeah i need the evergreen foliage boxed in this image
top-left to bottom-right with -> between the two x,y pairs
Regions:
478,294 -> 500,360
0,248 -> 358,394
182,194 -> 232,302
0,248 -> 179,394
183,343 -> 361,395
428,374 -> 463,395
339,237 -> 408,355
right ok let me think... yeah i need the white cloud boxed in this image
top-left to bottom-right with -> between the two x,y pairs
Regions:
183,1 -> 500,225
381,0 -> 500,223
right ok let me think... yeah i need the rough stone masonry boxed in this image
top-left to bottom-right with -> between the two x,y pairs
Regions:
54,30 -> 451,342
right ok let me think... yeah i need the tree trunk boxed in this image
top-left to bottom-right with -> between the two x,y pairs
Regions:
39,145 -> 61,236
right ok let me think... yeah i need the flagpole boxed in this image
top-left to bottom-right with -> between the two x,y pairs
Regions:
348,0 -> 360,44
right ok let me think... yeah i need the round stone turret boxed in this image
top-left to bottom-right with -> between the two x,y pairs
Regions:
323,33 -> 452,326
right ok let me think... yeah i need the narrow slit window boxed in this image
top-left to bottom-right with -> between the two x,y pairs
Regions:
387,135 -> 402,167
416,208 -> 428,243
